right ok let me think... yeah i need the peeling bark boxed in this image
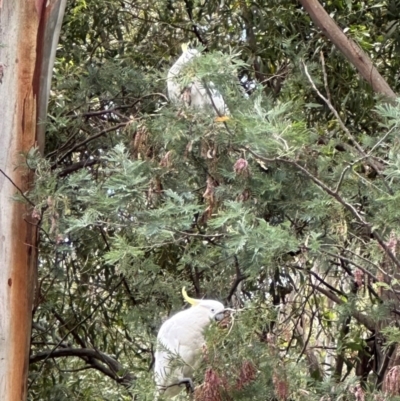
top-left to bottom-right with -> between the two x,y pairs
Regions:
0,1 -> 66,400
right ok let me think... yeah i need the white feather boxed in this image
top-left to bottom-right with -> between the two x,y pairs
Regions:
167,49 -> 229,117
154,299 -> 225,398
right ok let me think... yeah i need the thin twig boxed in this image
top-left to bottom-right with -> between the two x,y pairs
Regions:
320,249 -> 380,282
28,278 -> 124,390
323,248 -> 390,281
226,256 -> 248,303
303,61 -> 359,149
302,61 -> 393,194
0,169 -> 35,207
334,165 -> 351,193
246,147 -> 400,272
310,283 -> 375,331
54,122 -> 128,166
169,229 -> 224,238
67,94 -> 168,119
334,134 -> 394,193
339,246 -> 384,271
245,147 -> 366,224
294,265 -> 345,297
320,51 -> 331,103
367,126 -> 396,156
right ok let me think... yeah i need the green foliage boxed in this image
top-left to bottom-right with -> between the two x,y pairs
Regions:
28,0 -> 400,400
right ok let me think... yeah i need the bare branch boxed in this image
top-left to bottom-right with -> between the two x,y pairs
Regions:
227,256 -> 248,303
302,61 -> 393,194
54,122 -> 128,165
29,278 -> 124,390
30,348 -> 135,388
319,51 -> 331,103
246,147 -> 400,271
57,159 -> 100,177
299,0 -> 396,100
0,169 -> 36,207
310,284 -> 375,331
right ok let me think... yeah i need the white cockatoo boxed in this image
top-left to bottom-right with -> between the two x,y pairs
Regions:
167,45 -> 229,119
154,287 -> 226,398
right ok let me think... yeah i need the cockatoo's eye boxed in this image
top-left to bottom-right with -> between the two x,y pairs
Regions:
211,308 -> 215,313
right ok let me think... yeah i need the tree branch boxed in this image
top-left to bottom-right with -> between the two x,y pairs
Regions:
30,348 -> 135,388
310,283 -> 375,331
246,147 -> 366,224
29,278 -> 124,390
227,256 -> 248,303
246,147 -> 400,272
302,61 -> 393,194
56,158 -> 100,177
183,0 -> 207,46
54,122 -> 128,165
299,0 -> 396,100
0,169 -> 36,207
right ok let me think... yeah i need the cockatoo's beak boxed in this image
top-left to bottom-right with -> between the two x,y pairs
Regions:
214,308 -> 235,321
214,312 -> 225,321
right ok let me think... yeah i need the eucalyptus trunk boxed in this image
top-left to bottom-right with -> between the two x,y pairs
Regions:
0,1 -> 65,399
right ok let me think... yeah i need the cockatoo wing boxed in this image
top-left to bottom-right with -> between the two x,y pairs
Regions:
167,48 -> 229,117
167,81 -> 181,103
154,291 -> 227,399
167,48 -> 199,104
189,81 -> 228,116
156,312 -> 204,368
155,311 -> 205,396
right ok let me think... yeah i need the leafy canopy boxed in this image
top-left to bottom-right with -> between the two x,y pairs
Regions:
27,0 -> 400,400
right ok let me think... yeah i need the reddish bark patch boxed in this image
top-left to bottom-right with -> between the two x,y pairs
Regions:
35,0 -> 45,16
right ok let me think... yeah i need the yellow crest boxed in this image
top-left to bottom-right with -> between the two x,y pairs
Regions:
181,43 -> 189,53
182,287 -> 199,306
